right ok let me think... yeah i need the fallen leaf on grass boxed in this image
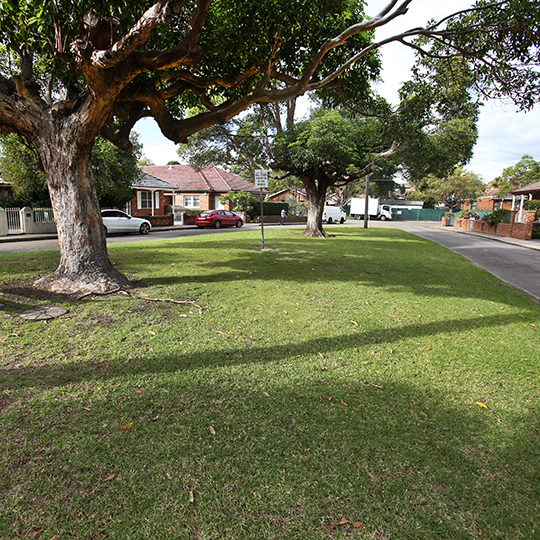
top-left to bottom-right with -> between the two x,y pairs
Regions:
327,518 -> 363,531
420,411 -> 428,418
119,423 -> 133,432
104,474 -> 116,481
262,391 -> 270,397
364,467 -> 379,482
475,402 -> 489,409
208,426 -> 216,435
189,490 -> 195,504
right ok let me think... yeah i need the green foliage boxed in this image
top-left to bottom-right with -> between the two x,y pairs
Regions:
413,0 -> 540,111
219,190 -> 258,212
396,57 -> 479,183
284,194 -> 308,216
0,133 -> 48,205
0,134 -> 141,207
458,209 -> 480,219
524,199 -> 540,220
483,208 -> 511,225
490,154 -> 540,195
523,200 -> 540,211
137,157 -> 155,167
413,167 -> 485,211
251,201 -> 289,216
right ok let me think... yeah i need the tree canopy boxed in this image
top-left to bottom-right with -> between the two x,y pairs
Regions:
490,154 -> 540,196
409,166 -> 485,211
0,0 -> 539,292
0,134 -> 141,208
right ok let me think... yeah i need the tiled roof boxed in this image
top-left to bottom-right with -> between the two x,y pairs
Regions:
139,165 -> 260,194
511,181 -> 540,195
134,172 -> 176,190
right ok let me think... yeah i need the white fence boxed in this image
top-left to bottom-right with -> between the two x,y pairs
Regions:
0,207 -> 57,236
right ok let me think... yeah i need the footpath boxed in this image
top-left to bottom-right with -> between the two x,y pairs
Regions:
420,222 -> 540,252
1,220 -> 540,252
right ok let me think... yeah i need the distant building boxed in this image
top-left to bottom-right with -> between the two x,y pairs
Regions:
266,187 -> 307,203
140,165 -> 262,211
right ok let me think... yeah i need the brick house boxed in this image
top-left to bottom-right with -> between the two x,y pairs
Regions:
0,178 -> 14,200
126,172 -> 177,227
511,180 -> 540,201
266,187 -> 308,203
139,165 -> 261,211
511,181 -> 540,222
463,187 -> 513,211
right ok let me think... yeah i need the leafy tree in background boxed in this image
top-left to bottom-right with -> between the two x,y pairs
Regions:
0,0 -> 538,291
410,167 -> 485,211
0,134 -> 141,208
219,190 -> 257,213
490,154 -> 540,196
273,109 -> 400,236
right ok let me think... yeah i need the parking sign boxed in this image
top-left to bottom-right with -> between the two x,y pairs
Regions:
254,169 -> 268,188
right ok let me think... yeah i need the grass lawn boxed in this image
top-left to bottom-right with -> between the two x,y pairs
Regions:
0,226 -> 539,540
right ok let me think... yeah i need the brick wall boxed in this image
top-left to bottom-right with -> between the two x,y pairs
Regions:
454,210 -> 536,240
148,214 -> 174,227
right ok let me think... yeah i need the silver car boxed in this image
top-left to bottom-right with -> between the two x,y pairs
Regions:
100,209 -> 152,235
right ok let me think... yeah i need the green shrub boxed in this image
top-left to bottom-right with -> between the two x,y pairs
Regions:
483,208 -> 511,225
252,201 -> 289,216
523,200 -> 540,220
523,200 -> 540,211
457,209 -> 479,219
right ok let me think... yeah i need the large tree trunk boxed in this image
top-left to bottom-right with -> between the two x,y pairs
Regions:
33,136 -> 132,295
301,175 -> 329,238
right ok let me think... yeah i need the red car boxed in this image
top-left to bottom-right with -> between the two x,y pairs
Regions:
196,209 -> 244,229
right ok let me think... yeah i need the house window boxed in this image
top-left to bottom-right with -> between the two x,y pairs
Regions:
139,191 -> 153,209
184,195 -> 200,208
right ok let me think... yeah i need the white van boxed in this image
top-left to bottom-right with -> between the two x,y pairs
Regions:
322,205 -> 346,224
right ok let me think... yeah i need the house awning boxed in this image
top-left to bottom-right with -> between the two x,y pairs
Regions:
511,181 -> 540,196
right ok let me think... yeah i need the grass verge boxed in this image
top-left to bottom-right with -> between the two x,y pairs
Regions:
1,226 -> 539,539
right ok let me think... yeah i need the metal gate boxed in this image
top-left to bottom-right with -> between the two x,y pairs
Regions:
6,208 -> 22,233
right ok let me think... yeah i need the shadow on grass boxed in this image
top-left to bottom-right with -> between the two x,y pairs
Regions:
1,355 -> 538,539
113,228 -> 528,306
0,311 -> 528,392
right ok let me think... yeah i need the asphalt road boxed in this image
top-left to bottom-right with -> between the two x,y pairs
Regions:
2,220 -> 540,302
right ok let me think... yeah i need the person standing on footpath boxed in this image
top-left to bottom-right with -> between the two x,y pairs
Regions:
280,208 -> 286,225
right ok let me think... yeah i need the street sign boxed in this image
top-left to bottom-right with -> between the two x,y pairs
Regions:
254,169 -> 268,188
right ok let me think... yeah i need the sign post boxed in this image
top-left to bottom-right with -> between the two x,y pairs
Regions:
254,169 -> 269,249
364,174 -> 370,229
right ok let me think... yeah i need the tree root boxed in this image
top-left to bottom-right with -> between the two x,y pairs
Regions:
73,288 -> 204,311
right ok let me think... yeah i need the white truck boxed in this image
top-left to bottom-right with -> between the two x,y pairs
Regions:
350,197 -> 392,221
322,205 -> 347,224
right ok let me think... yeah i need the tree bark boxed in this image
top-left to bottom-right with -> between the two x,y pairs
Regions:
33,133 -> 131,295
301,175 -> 329,238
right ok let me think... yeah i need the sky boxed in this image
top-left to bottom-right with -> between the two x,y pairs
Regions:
136,0 -> 540,184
